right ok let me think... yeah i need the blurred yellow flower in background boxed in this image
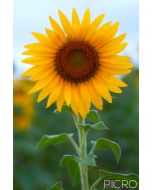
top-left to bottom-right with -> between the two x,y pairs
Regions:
13,79 -> 34,131
22,9 -> 133,118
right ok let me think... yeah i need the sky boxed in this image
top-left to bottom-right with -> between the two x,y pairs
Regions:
14,0 -> 138,76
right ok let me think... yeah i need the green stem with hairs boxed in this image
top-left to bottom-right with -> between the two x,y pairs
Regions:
73,115 -> 89,190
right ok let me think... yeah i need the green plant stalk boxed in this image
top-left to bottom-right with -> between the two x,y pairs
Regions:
74,115 -> 89,190
90,176 -> 101,190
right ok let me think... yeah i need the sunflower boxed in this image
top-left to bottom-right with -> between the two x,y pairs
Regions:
22,9 -> 133,118
14,79 -> 34,130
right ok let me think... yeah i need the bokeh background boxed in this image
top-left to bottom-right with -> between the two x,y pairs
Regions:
13,0 -> 139,189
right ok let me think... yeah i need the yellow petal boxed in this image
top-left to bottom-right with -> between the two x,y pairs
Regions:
29,74 -> 55,94
101,33 -> 126,49
22,49 -> 55,57
71,83 -> 79,115
32,32 -> 48,42
30,69 -> 54,81
108,86 -> 122,93
45,28 -> 63,47
85,14 -> 105,40
57,92 -> 65,112
90,14 -> 105,30
101,61 -> 134,69
72,8 -> 80,26
64,81 -> 71,105
107,76 -> 128,87
79,8 -> 90,39
101,76 -> 122,93
79,101 -> 87,118
46,80 -> 63,108
72,8 -> 80,39
58,10 -> 73,38
49,16 -> 66,42
22,65 -> 51,77
87,82 -> 103,110
37,86 -> 51,102
101,67 -> 132,75
94,22 -> 119,48
23,47 -> 56,59
106,21 -> 119,37
89,22 -> 112,45
23,45 -> 55,54
100,42 -> 128,56
24,43 -> 56,51
31,32 -> 53,48
79,82 -> 91,115
37,75 -> 61,102
22,57 -> 55,65
78,86 -> 87,118
100,55 -> 132,64
92,77 -> 112,103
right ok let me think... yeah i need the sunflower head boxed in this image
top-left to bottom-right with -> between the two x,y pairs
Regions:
22,9 -> 133,118
13,79 -> 34,131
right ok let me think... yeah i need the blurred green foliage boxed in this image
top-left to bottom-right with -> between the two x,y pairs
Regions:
13,69 -> 138,190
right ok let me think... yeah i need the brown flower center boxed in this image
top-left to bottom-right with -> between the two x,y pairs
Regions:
55,41 -> 100,83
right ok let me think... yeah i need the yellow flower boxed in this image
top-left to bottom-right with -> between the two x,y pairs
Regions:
14,79 -> 34,130
22,9 -> 133,118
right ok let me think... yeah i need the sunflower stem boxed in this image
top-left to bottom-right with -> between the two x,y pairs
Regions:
73,114 -> 89,190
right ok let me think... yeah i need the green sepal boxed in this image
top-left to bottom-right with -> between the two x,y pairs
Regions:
53,104 -> 73,114
86,110 -> 100,123
79,154 -> 97,166
90,138 -> 121,163
60,154 -> 97,168
99,169 -> 139,182
60,155 -> 80,185
47,181 -> 63,190
37,133 -> 74,149
80,122 -> 109,131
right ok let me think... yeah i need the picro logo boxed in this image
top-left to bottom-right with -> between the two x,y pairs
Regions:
104,179 -> 138,189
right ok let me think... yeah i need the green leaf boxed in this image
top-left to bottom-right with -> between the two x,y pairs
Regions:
90,138 -> 121,163
87,110 -> 100,123
80,122 -> 109,131
47,181 -> 63,190
60,155 -> 80,185
99,169 -> 139,182
60,155 -> 77,167
54,104 -> 73,113
100,170 -> 139,190
37,133 -> 74,149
